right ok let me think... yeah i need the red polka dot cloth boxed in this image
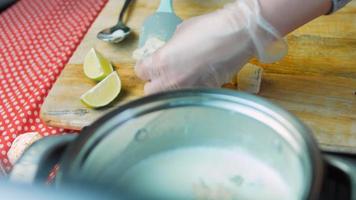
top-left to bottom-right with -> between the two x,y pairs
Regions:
0,0 -> 108,173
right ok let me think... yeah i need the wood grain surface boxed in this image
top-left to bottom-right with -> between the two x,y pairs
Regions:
41,0 -> 356,153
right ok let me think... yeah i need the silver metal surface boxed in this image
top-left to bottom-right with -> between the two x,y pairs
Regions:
0,161 -> 6,177
10,135 -> 76,184
97,0 -> 133,43
0,181 -> 118,200
326,155 -> 356,200
57,89 -> 323,199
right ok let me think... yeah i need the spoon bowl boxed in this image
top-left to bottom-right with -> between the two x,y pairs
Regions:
97,22 -> 131,43
97,0 -> 133,43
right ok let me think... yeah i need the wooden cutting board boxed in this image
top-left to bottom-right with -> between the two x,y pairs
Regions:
41,0 -> 356,153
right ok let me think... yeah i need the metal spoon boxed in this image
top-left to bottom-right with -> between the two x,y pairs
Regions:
97,0 -> 133,43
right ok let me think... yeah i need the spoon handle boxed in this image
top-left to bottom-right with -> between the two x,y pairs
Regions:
119,0 -> 133,22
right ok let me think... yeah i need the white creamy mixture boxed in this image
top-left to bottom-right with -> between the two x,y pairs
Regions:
132,37 -> 166,60
112,29 -> 126,38
119,147 -> 297,200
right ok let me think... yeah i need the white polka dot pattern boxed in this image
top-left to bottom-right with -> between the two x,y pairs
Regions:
0,0 -> 108,172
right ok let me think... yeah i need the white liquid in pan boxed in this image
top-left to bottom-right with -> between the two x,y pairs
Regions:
119,147 -> 297,200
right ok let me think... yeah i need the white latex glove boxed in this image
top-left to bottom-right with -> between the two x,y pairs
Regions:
135,0 -> 287,94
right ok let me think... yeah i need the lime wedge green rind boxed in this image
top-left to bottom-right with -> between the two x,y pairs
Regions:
80,71 -> 121,108
83,48 -> 114,81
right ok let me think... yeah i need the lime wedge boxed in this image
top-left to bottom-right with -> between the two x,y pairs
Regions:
84,48 -> 113,81
80,71 -> 121,108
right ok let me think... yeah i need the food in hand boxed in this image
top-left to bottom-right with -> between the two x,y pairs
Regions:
83,48 -> 113,81
237,64 -> 263,94
133,37 -> 166,61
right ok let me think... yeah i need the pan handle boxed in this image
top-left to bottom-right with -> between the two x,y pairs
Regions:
10,135 -> 77,184
325,155 -> 356,200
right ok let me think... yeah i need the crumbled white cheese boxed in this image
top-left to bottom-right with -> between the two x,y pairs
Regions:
133,37 -> 166,60
112,29 -> 126,39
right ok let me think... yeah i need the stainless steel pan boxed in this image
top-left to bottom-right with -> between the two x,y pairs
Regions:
10,89 -> 356,199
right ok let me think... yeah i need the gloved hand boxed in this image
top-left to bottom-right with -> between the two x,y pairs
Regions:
135,0 -> 287,94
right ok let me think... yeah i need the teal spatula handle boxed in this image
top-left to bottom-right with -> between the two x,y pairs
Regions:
157,0 -> 174,13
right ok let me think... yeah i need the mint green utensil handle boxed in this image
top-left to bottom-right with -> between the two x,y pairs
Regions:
157,0 -> 173,13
